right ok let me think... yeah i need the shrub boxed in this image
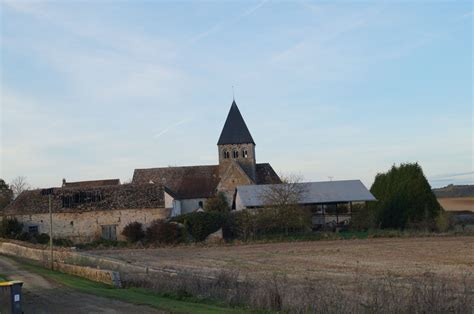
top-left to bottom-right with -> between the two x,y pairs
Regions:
204,192 -> 229,213
370,163 -> 442,229
35,233 -> 50,244
435,210 -> 453,232
0,218 -> 23,239
232,207 -> 312,240
75,239 -> 127,250
53,238 -> 73,247
146,220 -> 183,244
172,212 -> 226,242
350,203 -> 378,231
121,222 -> 145,243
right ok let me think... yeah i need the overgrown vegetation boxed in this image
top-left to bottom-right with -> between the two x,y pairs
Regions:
121,221 -> 145,243
124,267 -> 473,313
0,217 -> 24,239
75,239 -> 128,250
145,220 -> 184,244
231,207 -> 312,241
172,212 -> 226,242
0,179 -> 13,211
204,192 -> 230,213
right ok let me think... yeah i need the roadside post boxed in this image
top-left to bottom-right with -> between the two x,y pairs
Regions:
41,188 -> 54,270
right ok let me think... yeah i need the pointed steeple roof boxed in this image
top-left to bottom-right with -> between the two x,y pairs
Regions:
217,100 -> 255,145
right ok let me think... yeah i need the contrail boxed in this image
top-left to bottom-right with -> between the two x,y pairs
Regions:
154,118 -> 191,139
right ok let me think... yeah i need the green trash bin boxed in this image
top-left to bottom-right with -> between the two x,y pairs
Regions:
0,280 -> 23,314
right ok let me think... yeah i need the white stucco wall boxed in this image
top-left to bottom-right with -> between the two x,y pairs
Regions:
234,193 -> 245,210
165,191 -> 182,217
180,198 -> 207,214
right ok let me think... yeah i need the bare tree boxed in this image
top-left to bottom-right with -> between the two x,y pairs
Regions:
10,176 -> 30,199
261,173 -> 307,207
259,174 -> 311,235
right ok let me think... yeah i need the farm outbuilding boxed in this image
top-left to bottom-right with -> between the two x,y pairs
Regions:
235,180 -> 376,228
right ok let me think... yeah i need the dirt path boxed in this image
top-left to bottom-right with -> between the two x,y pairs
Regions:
0,256 -> 161,314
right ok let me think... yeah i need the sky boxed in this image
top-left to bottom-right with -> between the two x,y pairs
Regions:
0,0 -> 472,189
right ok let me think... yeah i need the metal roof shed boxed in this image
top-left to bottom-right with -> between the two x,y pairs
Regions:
235,180 -> 376,210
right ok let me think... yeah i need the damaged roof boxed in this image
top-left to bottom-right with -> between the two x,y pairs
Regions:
62,178 -> 120,188
4,184 -> 165,215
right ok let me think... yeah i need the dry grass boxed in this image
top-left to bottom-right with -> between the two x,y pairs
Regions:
91,236 -> 474,312
91,236 -> 474,285
122,268 -> 473,313
438,197 -> 474,212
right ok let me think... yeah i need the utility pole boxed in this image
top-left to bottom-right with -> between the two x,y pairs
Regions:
42,188 -> 54,270
49,193 -> 53,270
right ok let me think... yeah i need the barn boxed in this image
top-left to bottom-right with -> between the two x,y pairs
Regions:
235,180 -> 376,228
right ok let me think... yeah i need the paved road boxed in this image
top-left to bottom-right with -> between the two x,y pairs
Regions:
0,256 -> 161,314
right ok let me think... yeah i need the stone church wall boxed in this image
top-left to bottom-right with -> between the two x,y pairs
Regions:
13,208 -> 170,243
218,143 -> 256,180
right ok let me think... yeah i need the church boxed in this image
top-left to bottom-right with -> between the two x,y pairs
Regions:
132,100 -> 281,215
2,100 -> 281,242
3,100 -> 375,242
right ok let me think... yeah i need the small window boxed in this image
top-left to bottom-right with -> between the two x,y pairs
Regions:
198,201 -> 203,208
223,150 -> 230,159
28,226 -> 39,234
233,150 -> 239,158
242,149 -> 248,158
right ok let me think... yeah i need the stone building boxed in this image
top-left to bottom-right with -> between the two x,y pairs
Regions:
133,100 -> 280,215
3,180 -> 168,243
3,100 -> 279,241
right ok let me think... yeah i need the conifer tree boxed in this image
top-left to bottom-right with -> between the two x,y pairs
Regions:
370,163 -> 441,229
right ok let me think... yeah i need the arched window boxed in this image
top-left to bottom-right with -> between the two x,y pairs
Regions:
223,150 -> 230,159
233,150 -> 239,158
198,201 -> 203,208
242,149 -> 248,158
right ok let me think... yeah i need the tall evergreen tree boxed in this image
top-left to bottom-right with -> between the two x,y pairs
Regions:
0,179 -> 13,211
370,163 -> 441,229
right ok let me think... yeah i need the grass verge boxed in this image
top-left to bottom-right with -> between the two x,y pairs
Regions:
8,256 -> 255,314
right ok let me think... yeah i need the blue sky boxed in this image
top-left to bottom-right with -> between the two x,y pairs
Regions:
1,0 -> 472,189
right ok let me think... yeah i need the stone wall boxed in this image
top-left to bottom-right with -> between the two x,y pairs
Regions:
0,240 -> 213,288
218,143 -> 256,181
0,241 -> 121,287
14,208 -> 170,243
54,262 -> 121,287
218,162 -> 254,203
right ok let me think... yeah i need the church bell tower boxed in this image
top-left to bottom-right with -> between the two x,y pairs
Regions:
217,100 -> 257,182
